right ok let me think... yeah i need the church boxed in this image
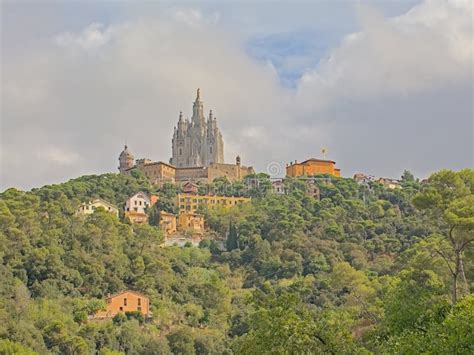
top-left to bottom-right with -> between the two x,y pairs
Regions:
170,88 -> 224,168
118,89 -> 254,184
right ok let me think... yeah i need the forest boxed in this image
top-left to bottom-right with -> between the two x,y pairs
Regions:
0,169 -> 472,354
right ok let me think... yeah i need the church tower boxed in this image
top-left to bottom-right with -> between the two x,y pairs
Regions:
118,145 -> 134,173
170,89 -> 224,168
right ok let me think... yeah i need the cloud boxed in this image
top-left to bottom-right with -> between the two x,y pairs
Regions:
1,1 -> 472,190
36,146 -> 81,165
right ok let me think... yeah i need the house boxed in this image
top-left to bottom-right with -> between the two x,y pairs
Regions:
93,290 -> 151,320
178,212 -> 205,235
182,182 -> 199,195
76,199 -> 119,217
378,177 -> 401,189
176,193 -> 251,214
124,192 -> 151,224
353,173 -> 376,185
159,211 -> 177,236
272,179 -> 286,195
286,158 -> 341,177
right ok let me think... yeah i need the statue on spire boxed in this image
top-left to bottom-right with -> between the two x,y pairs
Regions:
196,88 -> 201,101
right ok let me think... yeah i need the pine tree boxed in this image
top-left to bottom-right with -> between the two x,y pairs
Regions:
226,221 -> 238,251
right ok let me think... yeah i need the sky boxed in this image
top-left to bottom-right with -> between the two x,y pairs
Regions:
1,0 -> 473,190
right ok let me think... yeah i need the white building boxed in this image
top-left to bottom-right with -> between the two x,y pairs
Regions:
77,199 -> 119,217
125,192 -> 151,214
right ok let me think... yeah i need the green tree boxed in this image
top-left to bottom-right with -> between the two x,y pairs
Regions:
413,169 -> 474,303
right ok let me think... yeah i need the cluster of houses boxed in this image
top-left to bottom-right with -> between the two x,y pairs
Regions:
353,173 -> 402,189
76,182 -> 251,246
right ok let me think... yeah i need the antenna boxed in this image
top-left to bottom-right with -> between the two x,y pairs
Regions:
321,148 -> 327,159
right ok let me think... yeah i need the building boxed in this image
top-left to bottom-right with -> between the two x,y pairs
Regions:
378,177 -> 401,189
170,89 -> 224,168
159,211 -> 177,236
272,179 -> 286,195
76,199 -> 119,217
93,290 -> 151,319
182,182 -> 199,194
124,192 -> 151,224
175,157 -> 254,183
118,145 -> 134,173
117,90 -> 254,184
176,193 -> 251,214
178,212 -> 205,235
286,158 -> 341,177
353,173 -> 376,184
123,158 -> 176,186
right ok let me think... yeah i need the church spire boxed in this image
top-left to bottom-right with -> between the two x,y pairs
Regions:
192,88 -> 205,125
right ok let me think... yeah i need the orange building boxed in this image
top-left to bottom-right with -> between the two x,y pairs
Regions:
178,212 -> 205,235
286,158 -> 341,177
93,290 -> 151,319
159,211 -> 177,236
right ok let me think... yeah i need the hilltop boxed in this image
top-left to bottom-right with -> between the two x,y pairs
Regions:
0,169 -> 473,354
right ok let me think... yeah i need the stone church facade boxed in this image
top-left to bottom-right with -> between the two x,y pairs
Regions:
118,89 -> 254,185
170,89 -> 224,168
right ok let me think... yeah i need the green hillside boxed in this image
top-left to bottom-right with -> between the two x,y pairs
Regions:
0,169 -> 473,354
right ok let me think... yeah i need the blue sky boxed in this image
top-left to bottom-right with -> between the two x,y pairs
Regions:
1,0 -> 472,190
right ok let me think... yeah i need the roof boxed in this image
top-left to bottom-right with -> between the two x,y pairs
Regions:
106,290 -> 149,300
128,191 -> 151,201
298,158 -> 336,165
160,211 -> 176,216
142,161 -> 176,169
183,181 -> 199,187
81,198 -> 118,210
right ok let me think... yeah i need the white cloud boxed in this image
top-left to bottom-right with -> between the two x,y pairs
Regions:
1,1 -> 472,190
36,146 -> 81,166
55,23 -> 115,50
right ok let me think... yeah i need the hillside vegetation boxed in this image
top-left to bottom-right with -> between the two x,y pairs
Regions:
0,169 -> 473,354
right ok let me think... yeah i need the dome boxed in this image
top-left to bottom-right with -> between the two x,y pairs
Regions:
119,145 -> 134,160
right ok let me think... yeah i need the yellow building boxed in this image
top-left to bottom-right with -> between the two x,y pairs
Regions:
176,193 -> 251,213
93,290 -> 151,319
159,211 -> 177,236
286,158 -> 341,177
126,159 -> 176,186
178,212 -> 205,235
76,199 -> 119,217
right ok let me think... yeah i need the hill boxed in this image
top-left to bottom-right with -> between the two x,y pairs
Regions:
0,170 -> 473,354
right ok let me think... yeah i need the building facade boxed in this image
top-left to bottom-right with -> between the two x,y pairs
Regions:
176,193 -> 251,214
124,192 -> 151,224
170,89 -> 224,168
159,211 -> 177,236
93,290 -> 150,319
286,158 -> 341,177
76,199 -> 119,217
178,212 -> 205,235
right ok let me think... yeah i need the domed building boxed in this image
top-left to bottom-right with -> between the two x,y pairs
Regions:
118,145 -> 134,173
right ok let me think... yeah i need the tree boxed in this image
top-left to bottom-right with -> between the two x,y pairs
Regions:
413,169 -> 474,303
226,221 -> 238,251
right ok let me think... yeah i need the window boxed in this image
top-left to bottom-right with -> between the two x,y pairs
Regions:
124,298 -> 127,306
134,207 -> 138,212
119,307 -> 123,311
139,201 -> 142,206
138,298 -> 141,306
137,306 -> 142,311
179,148 -> 182,155
210,147 -> 212,154
134,200 -> 137,205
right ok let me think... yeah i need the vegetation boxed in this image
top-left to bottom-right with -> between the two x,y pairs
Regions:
0,169 -> 472,354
